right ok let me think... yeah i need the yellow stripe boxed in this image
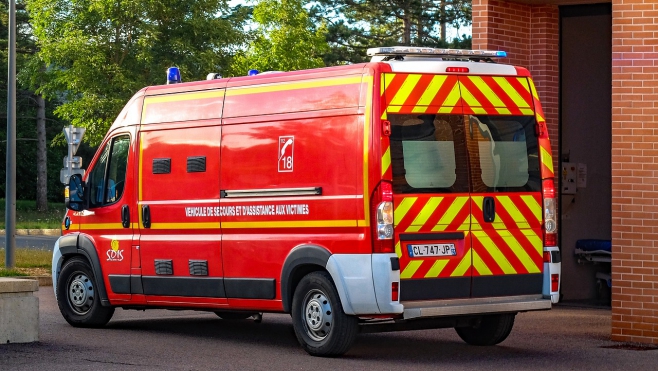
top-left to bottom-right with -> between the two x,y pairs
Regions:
395,241 -> 402,258
520,195 -> 542,223
497,196 -> 530,229
144,90 -> 224,105
222,220 -> 358,229
401,260 -> 423,279
469,76 -> 506,107
541,145 -> 554,173
432,196 -> 468,231
394,197 -> 417,226
139,135 -> 144,201
520,108 -> 535,116
458,218 -> 470,231
522,229 -> 544,256
497,229 -> 541,273
363,76 -> 373,226
471,216 -> 483,231
495,107 -> 512,115
458,85 -> 481,109
443,82 -> 462,107
150,222 -> 220,229
225,76 -> 363,97
416,75 -> 448,106
78,223 -> 126,230
381,146 -> 391,176
473,231 -> 516,274
407,197 -> 443,232
528,78 -> 540,100
383,74 -> 396,97
425,259 -> 450,278
390,75 -> 422,106
451,248 -> 472,277
472,250 -> 493,275
493,77 -> 532,109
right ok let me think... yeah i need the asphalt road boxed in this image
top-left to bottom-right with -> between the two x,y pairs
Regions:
0,235 -> 58,251
1,288 -> 656,371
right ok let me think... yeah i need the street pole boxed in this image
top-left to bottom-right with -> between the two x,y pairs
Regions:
5,0 -> 16,268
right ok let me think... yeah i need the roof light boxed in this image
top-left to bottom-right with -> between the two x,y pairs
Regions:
367,46 -> 507,59
248,69 -> 259,76
166,67 -> 181,84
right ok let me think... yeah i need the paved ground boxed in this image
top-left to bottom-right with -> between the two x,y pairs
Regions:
0,288 -> 656,371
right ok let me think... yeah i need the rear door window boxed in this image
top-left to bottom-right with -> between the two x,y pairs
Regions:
389,114 -> 469,193
467,115 -> 540,192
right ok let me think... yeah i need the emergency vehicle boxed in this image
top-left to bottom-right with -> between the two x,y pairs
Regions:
54,46 -> 561,357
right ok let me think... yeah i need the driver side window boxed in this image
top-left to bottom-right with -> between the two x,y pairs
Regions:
87,135 -> 130,208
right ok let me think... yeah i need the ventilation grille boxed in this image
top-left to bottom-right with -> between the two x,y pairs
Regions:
187,156 -> 206,173
153,158 -> 171,174
189,260 -> 208,276
155,260 -> 173,275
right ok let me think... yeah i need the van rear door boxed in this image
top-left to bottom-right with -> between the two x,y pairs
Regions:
389,113 -> 472,301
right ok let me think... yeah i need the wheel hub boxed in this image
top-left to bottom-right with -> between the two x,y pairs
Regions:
303,290 -> 333,341
68,273 -> 93,314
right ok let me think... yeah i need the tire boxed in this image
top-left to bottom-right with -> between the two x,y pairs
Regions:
214,311 -> 257,320
455,313 -> 515,346
56,257 -> 114,327
291,271 -> 358,357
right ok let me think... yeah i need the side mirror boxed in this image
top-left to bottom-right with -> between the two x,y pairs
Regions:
65,174 -> 86,211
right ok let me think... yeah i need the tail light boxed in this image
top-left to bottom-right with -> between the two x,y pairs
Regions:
372,181 -> 394,253
542,179 -> 557,246
543,251 -> 551,263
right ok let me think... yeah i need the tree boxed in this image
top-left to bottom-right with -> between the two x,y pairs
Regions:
230,0 -> 328,75
311,0 -> 472,65
26,0 -> 248,145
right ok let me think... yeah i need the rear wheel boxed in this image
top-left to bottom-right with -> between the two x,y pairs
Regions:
56,257 -> 114,327
291,271 -> 358,357
455,313 -> 515,346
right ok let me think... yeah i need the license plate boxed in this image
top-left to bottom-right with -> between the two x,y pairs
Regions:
407,243 -> 456,258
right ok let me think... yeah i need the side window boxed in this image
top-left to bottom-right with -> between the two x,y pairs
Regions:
87,135 -> 130,208
467,115 -> 540,192
389,114 -> 469,193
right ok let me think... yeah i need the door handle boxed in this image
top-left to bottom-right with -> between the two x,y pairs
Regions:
483,197 -> 496,223
121,205 -> 130,228
142,204 -> 151,228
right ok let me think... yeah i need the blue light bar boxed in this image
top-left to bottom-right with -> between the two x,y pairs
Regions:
496,51 -> 507,58
167,67 -> 181,84
248,69 -> 259,76
367,46 -> 508,59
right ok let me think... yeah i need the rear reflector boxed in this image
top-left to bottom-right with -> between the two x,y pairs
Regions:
446,67 -> 469,73
551,274 -> 559,292
392,282 -> 399,302
543,251 -> 551,263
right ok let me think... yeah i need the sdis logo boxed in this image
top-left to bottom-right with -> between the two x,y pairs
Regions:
107,239 -> 124,262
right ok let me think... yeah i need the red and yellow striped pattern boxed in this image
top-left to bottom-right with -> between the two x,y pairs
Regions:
394,194 -> 543,280
381,73 -> 536,117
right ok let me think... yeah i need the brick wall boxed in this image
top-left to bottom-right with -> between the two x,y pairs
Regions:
472,0 -> 560,178
611,0 -> 658,344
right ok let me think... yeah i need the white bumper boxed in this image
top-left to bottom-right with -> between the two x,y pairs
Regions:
326,253 -> 403,315
51,238 -> 64,298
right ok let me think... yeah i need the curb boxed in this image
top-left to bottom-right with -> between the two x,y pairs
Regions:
0,229 -> 61,236
14,276 -> 52,287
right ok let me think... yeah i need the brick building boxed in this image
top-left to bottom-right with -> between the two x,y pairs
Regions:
472,0 -> 658,344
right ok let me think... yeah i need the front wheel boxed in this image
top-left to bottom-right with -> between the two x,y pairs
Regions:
455,313 -> 515,346
291,271 -> 358,357
56,257 -> 114,327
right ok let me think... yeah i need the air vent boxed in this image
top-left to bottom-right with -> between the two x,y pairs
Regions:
153,158 -> 171,174
155,259 -> 173,275
187,156 -> 206,173
189,260 -> 208,276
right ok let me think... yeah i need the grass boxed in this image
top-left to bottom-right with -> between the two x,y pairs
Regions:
0,199 -> 65,229
0,247 -> 52,277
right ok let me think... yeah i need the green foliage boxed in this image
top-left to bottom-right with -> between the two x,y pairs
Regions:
311,0 -> 472,65
0,199 -> 65,229
27,0 -> 248,145
231,0 -> 328,74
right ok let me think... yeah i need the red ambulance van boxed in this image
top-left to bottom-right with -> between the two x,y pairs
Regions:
54,46 -> 561,357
